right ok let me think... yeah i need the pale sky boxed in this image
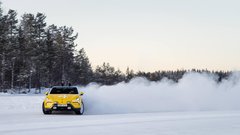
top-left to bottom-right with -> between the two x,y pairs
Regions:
1,0 -> 240,72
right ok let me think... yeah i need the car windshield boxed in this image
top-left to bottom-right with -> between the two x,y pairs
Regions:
50,87 -> 78,94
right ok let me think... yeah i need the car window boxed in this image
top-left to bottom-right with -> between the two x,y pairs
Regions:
50,87 -> 78,94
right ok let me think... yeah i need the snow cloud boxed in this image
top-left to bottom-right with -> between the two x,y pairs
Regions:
83,72 -> 240,114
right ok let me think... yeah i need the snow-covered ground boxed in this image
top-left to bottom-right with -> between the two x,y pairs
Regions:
1,95 -> 240,135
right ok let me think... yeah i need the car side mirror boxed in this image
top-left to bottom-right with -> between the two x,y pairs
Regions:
80,92 -> 84,96
45,92 -> 48,95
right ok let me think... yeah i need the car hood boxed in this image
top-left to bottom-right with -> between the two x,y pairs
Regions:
47,94 -> 79,104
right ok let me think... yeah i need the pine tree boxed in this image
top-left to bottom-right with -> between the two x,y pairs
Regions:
94,62 -> 124,85
126,67 -> 134,82
0,2 -> 2,17
15,26 -> 28,89
20,13 -> 36,88
73,48 -> 93,85
44,25 -> 58,86
33,13 -> 47,92
5,9 -> 18,89
55,26 -> 78,84
0,12 -> 9,91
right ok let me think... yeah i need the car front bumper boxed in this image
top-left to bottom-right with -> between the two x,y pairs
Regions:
46,103 -> 80,111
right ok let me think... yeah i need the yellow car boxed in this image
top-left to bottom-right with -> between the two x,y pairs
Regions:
42,86 -> 84,115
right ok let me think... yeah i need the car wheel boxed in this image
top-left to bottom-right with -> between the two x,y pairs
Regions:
75,102 -> 84,115
42,102 -> 52,115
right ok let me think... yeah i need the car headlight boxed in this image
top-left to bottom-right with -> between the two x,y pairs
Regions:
46,97 -> 53,103
72,98 -> 80,103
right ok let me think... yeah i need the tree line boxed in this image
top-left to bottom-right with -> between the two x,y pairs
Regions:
0,3 -> 232,93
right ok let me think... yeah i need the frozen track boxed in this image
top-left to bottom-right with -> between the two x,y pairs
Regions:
1,111 -> 240,135
1,95 -> 240,135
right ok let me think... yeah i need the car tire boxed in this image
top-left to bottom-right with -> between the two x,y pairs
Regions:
75,102 -> 84,115
42,102 -> 52,115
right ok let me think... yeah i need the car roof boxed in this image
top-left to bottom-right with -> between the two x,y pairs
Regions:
51,86 -> 78,89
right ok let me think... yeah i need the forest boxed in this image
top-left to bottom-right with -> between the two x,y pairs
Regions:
0,2 -> 231,93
